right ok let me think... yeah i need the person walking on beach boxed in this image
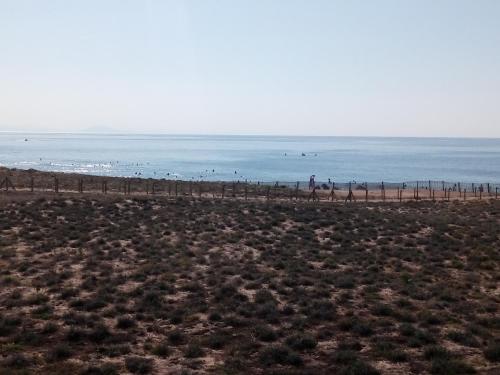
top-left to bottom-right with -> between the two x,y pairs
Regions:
309,175 -> 315,190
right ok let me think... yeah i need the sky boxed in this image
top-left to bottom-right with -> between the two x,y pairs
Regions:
1,0 -> 499,137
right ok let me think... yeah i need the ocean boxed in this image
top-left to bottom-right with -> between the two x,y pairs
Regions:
0,133 -> 499,184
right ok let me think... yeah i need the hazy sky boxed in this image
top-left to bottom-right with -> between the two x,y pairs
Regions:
1,1 -> 499,136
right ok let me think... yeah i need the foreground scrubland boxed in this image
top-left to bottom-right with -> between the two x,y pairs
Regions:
0,195 -> 499,374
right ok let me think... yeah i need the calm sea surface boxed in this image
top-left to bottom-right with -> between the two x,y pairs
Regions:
0,133 -> 499,183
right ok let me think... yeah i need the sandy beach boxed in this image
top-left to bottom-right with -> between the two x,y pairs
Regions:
1,167 -> 497,203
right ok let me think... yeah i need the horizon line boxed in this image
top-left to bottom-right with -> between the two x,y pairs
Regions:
0,130 -> 499,140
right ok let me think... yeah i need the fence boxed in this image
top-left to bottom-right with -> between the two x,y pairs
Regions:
0,172 -> 499,203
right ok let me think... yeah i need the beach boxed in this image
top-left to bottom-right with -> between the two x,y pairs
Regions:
0,167 -> 497,204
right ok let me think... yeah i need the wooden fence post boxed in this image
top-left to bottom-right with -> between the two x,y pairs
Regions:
266,186 -> 270,200
296,182 -> 299,200
416,181 -> 419,200
382,182 -> 385,202
198,182 -> 202,198
245,183 -> 248,200
54,177 -> 59,193
30,177 -> 34,192
221,184 -> 225,199
366,183 -> 369,202
496,187 -> 498,199
175,181 -> 178,197
189,181 -> 193,196
464,189 -> 466,201
432,189 -> 435,201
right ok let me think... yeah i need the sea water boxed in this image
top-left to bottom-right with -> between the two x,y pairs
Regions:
0,133 -> 499,184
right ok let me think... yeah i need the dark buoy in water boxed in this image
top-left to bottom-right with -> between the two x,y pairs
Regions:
24,138 -> 28,142
301,153 -> 306,156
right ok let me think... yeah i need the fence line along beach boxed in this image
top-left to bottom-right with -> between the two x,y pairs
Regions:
1,167 -> 498,203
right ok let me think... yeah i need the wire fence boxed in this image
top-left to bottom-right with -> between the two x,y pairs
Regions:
1,170 -> 499,202
262,180 -> 500,191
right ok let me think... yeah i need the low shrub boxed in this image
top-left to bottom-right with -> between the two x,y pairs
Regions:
116,316 -> 136,329
46,344 -> 73,362
168,330 -> 185,346
484,342 -> 500,362
430,358 -> 476,374
285,334 -> 317,351
254,325 -> 278,342
185,342 -> 204,358
151,342 -> 170,357
125,356 -> 153,374
259,345 -> 303,367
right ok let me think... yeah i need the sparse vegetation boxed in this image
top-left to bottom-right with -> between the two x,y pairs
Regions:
0,193 -> 498,373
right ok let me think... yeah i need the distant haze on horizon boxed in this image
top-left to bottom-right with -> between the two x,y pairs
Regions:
1,1 -> 499,137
